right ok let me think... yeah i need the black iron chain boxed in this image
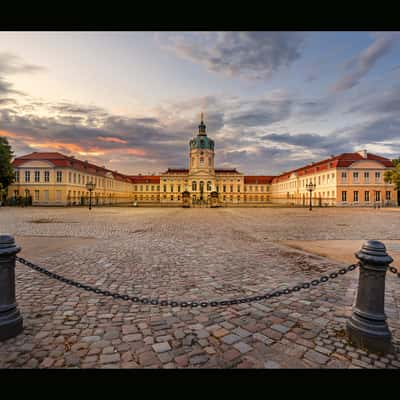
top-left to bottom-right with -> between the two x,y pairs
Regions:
389,265 -> 399,276
16,255 -> 360,308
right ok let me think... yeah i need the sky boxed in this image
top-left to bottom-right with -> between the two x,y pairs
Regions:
0,31 -> 400,175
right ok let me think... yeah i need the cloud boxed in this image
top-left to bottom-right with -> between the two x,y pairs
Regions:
0,52 -> 45,98
0,52 -> 45,75
331,32 -> 400,92
347,85 -> 400,115
161,32 -> 305,80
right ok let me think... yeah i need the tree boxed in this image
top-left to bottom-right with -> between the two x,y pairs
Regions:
384,157 -> 400,191
0,137 -> 15,200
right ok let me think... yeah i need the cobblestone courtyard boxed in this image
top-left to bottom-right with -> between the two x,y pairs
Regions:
1,207 -> 400,369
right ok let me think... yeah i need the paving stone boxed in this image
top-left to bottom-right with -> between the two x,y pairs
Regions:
221,334 -> 241,345
152,342 -> 171,353
253,333 -> 274,345
304,350 -> 329,365
232,327 -> 252,338
189,355 -> 209,365
271,324 -> 290,334
122,334 -> 142,342
264,360 -> 282,368
100,353 -> 120,364
233,342 -> 253,354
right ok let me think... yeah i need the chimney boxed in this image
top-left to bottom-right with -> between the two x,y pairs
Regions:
358,149 -> 368,159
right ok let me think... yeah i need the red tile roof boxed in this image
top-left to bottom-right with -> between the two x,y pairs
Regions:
215,168 -> 240,174
244,176 -> 274,184
12,152 -> 132,183
129,176 -> 160,184
163,168 -> 189,174
272,152 -> 393,183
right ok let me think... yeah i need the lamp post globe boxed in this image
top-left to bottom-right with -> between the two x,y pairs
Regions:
85,181 -> 96,210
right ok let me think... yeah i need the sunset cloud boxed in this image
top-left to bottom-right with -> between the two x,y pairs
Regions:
1,33 -> 400,175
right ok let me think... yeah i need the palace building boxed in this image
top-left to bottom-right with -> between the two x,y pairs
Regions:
7,115 -> 398,207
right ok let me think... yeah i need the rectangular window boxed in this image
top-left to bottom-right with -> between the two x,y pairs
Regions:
178,185 -> 181,192
44,171 -> 50,182
56,171 -> 62,183
342,191 -> 347,202
34,170 -> 40,182
375,172 -> 381,181
318,176 -> 321,185
25,170 -> 30,182
353,172 -> 358,182
140,185 -> 143,191
364,191 -> 370,202
170,185 -> 174,192
386,191 -> 391,201
353,191 -> 359,202
134,185 -> 137,191
223,185 -> 226,192
151,185 -> 154,191
163,185 -> 167,192
56,190 -> 62,201
69,172 -> 72,183
73,173 -> 76,183
78,174 -> 81,184
15,170 -> 20,182
230,185 -> 233,192
146,185 -> 149,191
34,190 -> 40,201
364,171 -> 369,181
375,191 -> 381,202
237,185 -> 240,193
341,172 -> 347,181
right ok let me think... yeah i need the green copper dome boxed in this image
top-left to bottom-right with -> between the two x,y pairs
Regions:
190,135 -> 214,150
189,113 -> 215,150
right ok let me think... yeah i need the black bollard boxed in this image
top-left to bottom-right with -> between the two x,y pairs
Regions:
346,240 -> 393,354
0,235 -> 23,341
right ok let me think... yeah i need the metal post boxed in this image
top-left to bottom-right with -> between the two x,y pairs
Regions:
0,235 -> 23,341
346,240 -> 393,354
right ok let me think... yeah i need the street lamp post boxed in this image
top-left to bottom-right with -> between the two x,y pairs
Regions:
85,181 -> 96,210
305,182 -> 316,211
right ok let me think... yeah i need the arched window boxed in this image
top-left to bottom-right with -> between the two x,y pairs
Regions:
192,181 -> 197,191
207,181 -> 212,191
199,181 -> 204,192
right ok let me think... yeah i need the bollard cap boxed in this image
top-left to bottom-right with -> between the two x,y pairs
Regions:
0,235 -> 21,255
355,240 -> 393,266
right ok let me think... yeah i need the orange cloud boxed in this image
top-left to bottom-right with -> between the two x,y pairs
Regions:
97,136 -> 128,144
0,130 -> 18,138
126,148 -> 146,156
28,142 -> 105,156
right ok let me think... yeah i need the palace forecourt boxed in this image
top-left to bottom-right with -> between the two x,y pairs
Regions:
7,115 -> 398,207
0,207 -> 399,369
